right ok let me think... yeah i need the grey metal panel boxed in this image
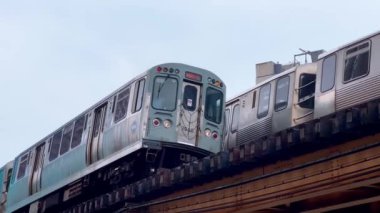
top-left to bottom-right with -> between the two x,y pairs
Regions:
336,75 -> 380,110
237,117 -> 272,146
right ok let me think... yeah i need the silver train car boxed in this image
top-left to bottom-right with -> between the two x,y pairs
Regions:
4,63 -> 225,213
224,31 -> 380,150
224,63 -> 317,149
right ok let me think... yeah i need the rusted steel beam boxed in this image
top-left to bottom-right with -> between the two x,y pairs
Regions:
138,134 -> 380,212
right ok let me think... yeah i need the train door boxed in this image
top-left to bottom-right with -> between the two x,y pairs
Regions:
30,143 -> 45,194
178,82 -> 201,146
87,103 -> 108,164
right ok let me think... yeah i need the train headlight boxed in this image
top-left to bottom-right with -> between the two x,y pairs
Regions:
205,129 -> 212,137
163,119 -> 172,128
212,131 -> 218,140
152,118 -> 161,127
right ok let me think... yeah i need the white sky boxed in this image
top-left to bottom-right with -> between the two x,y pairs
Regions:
1,0 -> 380,166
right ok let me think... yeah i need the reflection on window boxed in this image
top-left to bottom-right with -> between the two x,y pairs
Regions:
49,130 -> 62,161
183,85 -> 197,111
133,79 -> 145,113
275,76 -> 290,111
152,77 -> 178,111
321,54 -> 336,92
257,84 -> 271,119
114,88 -> 130,122
344,42 -> 370,82
205,87 -> 223,124
71,115 -> 85,148
17,153 -> 29,180
60,124 -> 73,155
231,105 -> 240,133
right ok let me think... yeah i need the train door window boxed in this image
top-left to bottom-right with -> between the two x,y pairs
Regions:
275,76 -> 290,111
152,77 -> 178,111
17,153 -> 29,180
344,42 -> 370,82
71,115 -> 85,148
205,87 -> 223,124
231,104 -> 240,133
183,85 -> 197,111
49,130 -> 62,161
114,87 -> 130,123
257,83 -> 271,119
298,74 -> 316,109
60,124 -> 73,155
321,54 -> 336,92
133,79 -> 145,113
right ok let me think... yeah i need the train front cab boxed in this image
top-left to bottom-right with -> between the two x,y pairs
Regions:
144,64 -> 225,165
315,32 -> 380,121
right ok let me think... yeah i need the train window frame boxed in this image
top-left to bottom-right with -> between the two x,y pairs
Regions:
274,76 -> 290,112
257,83 -> 271,119
49,130 -> 63,161
321,54 -> 337,92
183,85 -> 198,111
16,153 -> 29,180
71,115 -> 86,148
114,87 -> 131,123
231,104 -> 240,133
132,78 -> 145,113
205,87 -> 223,124
152,76 -> 178,112
298,73 -> 316,109
59,123 -> 74,155
343,41 -> 371,83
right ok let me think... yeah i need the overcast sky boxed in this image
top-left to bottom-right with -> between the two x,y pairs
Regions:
1,0 -> 380,166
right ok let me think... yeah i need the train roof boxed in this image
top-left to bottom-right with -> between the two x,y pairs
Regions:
227,66 -> 297,104
319,30 -> 380,59
14,63 -> 218,158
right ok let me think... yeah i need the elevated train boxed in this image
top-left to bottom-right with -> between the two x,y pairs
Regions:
2,30 -> 380,212
224,31 -> 380,150
0,63 -> 225,213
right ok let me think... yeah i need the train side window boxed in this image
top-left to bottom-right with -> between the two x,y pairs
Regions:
17,153 -> 29,180
114,87 -> 130,123
252,91 -> 256,108
60,124 -> 73,155
344,42 -> 370,82
49,130 -> 62,161
183,85 -> 197,111
71,115 -> 85,148
321,54 -> 336,92
275,76 -> 290,111
133,79 -> 145,113
231,104 -> 240,133
298,74 -> 316,109
257,84 -> 271,119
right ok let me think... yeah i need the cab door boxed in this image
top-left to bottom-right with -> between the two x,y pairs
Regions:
30,143 -> 45,194
87,103 -> 107,164
178,82 -> 201,146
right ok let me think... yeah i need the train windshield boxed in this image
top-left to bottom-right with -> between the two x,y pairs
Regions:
152,76 -> 178,111
205,87 -> 223,124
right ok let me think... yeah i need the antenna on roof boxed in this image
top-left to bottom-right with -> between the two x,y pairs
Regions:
293,49 -> 325,65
